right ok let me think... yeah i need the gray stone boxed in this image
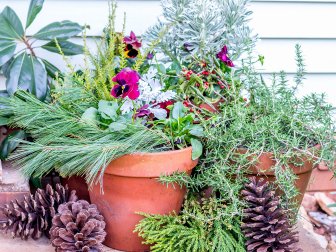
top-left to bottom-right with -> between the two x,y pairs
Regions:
0,233 -> 122,252
0,161 -> 29,192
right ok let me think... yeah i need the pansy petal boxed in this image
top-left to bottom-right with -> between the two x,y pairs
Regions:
111,85 -> 122,98
128,85 -> 140,100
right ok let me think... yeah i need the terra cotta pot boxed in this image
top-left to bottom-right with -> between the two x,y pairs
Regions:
89,147 -> 198,252
307,160 -> 336,192
237,148 -> 318,205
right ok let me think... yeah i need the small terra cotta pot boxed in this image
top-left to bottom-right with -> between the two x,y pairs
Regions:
89,147 -> 198,252
237,148 -> 318,205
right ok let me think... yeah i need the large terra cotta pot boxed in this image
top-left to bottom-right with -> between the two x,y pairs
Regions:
89,147 -> 198,252
237,148 -> 318,205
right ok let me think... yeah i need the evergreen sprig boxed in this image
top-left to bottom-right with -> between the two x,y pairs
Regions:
0,91 -> 170,186
135,195 -> 245,252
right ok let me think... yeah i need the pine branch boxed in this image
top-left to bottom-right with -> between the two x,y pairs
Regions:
0,91 -> 171,186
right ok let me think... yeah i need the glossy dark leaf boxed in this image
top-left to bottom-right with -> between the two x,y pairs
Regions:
41,59 -> 62,79
0,39 -> 16,66
33,20 -> 83,40
0,130 -> 26,160
0,7 -> 24,40
6,53 -> 48,100
41,40 -> 83,56
26,0 -> 44,28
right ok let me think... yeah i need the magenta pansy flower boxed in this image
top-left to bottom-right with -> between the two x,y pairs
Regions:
216,45 -> 234,67
111,68 -> 140,100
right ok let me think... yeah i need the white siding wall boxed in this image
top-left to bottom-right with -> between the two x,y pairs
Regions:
0,0 -> 335,105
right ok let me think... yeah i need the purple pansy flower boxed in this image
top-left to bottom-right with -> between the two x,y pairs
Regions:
216,45 -> 234,67
124,31 -> 142,49
124,31 -> 142,58
111,68 -> 140,100
134,104 -> 151,118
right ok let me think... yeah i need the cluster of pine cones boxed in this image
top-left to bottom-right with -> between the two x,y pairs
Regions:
0,184 -> 106,252
0,178 -> 303,252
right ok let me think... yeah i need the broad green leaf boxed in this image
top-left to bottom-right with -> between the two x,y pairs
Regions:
0,39 -> 16,66
189,125 -> 204,137
6,53 -> 48,100
109,122 -> 127,132
172,102 -> 185,119
81,107 -> 98,125
98,100 -> 119,120
41,40 -> 84,56
1,58 -> 13,78
191,138 -> 203,160
26,0 -> 44,28
33,20 -> 83,40
0,130 -> 26,160
0,116 -> 9,126
41,59 -> 62,79
0,7 -> 24,40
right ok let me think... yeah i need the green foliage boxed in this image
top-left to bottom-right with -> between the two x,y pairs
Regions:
0,91 -> 171,185
194,45 -> 336,212
150,102 -> 203,159
0,0 -> 83,100
144,0 -> 256,62
135,195 -> 245,252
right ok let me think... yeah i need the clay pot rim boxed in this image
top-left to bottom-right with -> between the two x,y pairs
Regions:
236,145 -> 320,176
236,144 -> 320,156
104,146 -> 198,178
122,146 -> 193,157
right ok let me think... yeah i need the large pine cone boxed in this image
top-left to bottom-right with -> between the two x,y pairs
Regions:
0,184 -> 77,240
241,177 -> 301,252
50,200 -> 106,252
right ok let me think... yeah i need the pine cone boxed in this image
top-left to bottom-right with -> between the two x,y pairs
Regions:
0,184 -> 77,240
50,200 -> 106,252
241,177 -> 301,252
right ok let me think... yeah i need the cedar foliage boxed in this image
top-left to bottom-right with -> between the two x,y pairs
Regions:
135,194 -> 245,252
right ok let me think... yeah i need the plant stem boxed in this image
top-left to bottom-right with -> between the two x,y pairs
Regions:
23,37 -> 36,57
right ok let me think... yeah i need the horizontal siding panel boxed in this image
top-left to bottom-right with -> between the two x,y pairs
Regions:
256,38 -> 336,73
1,1 -> 336,38
250,2 -> 336,38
